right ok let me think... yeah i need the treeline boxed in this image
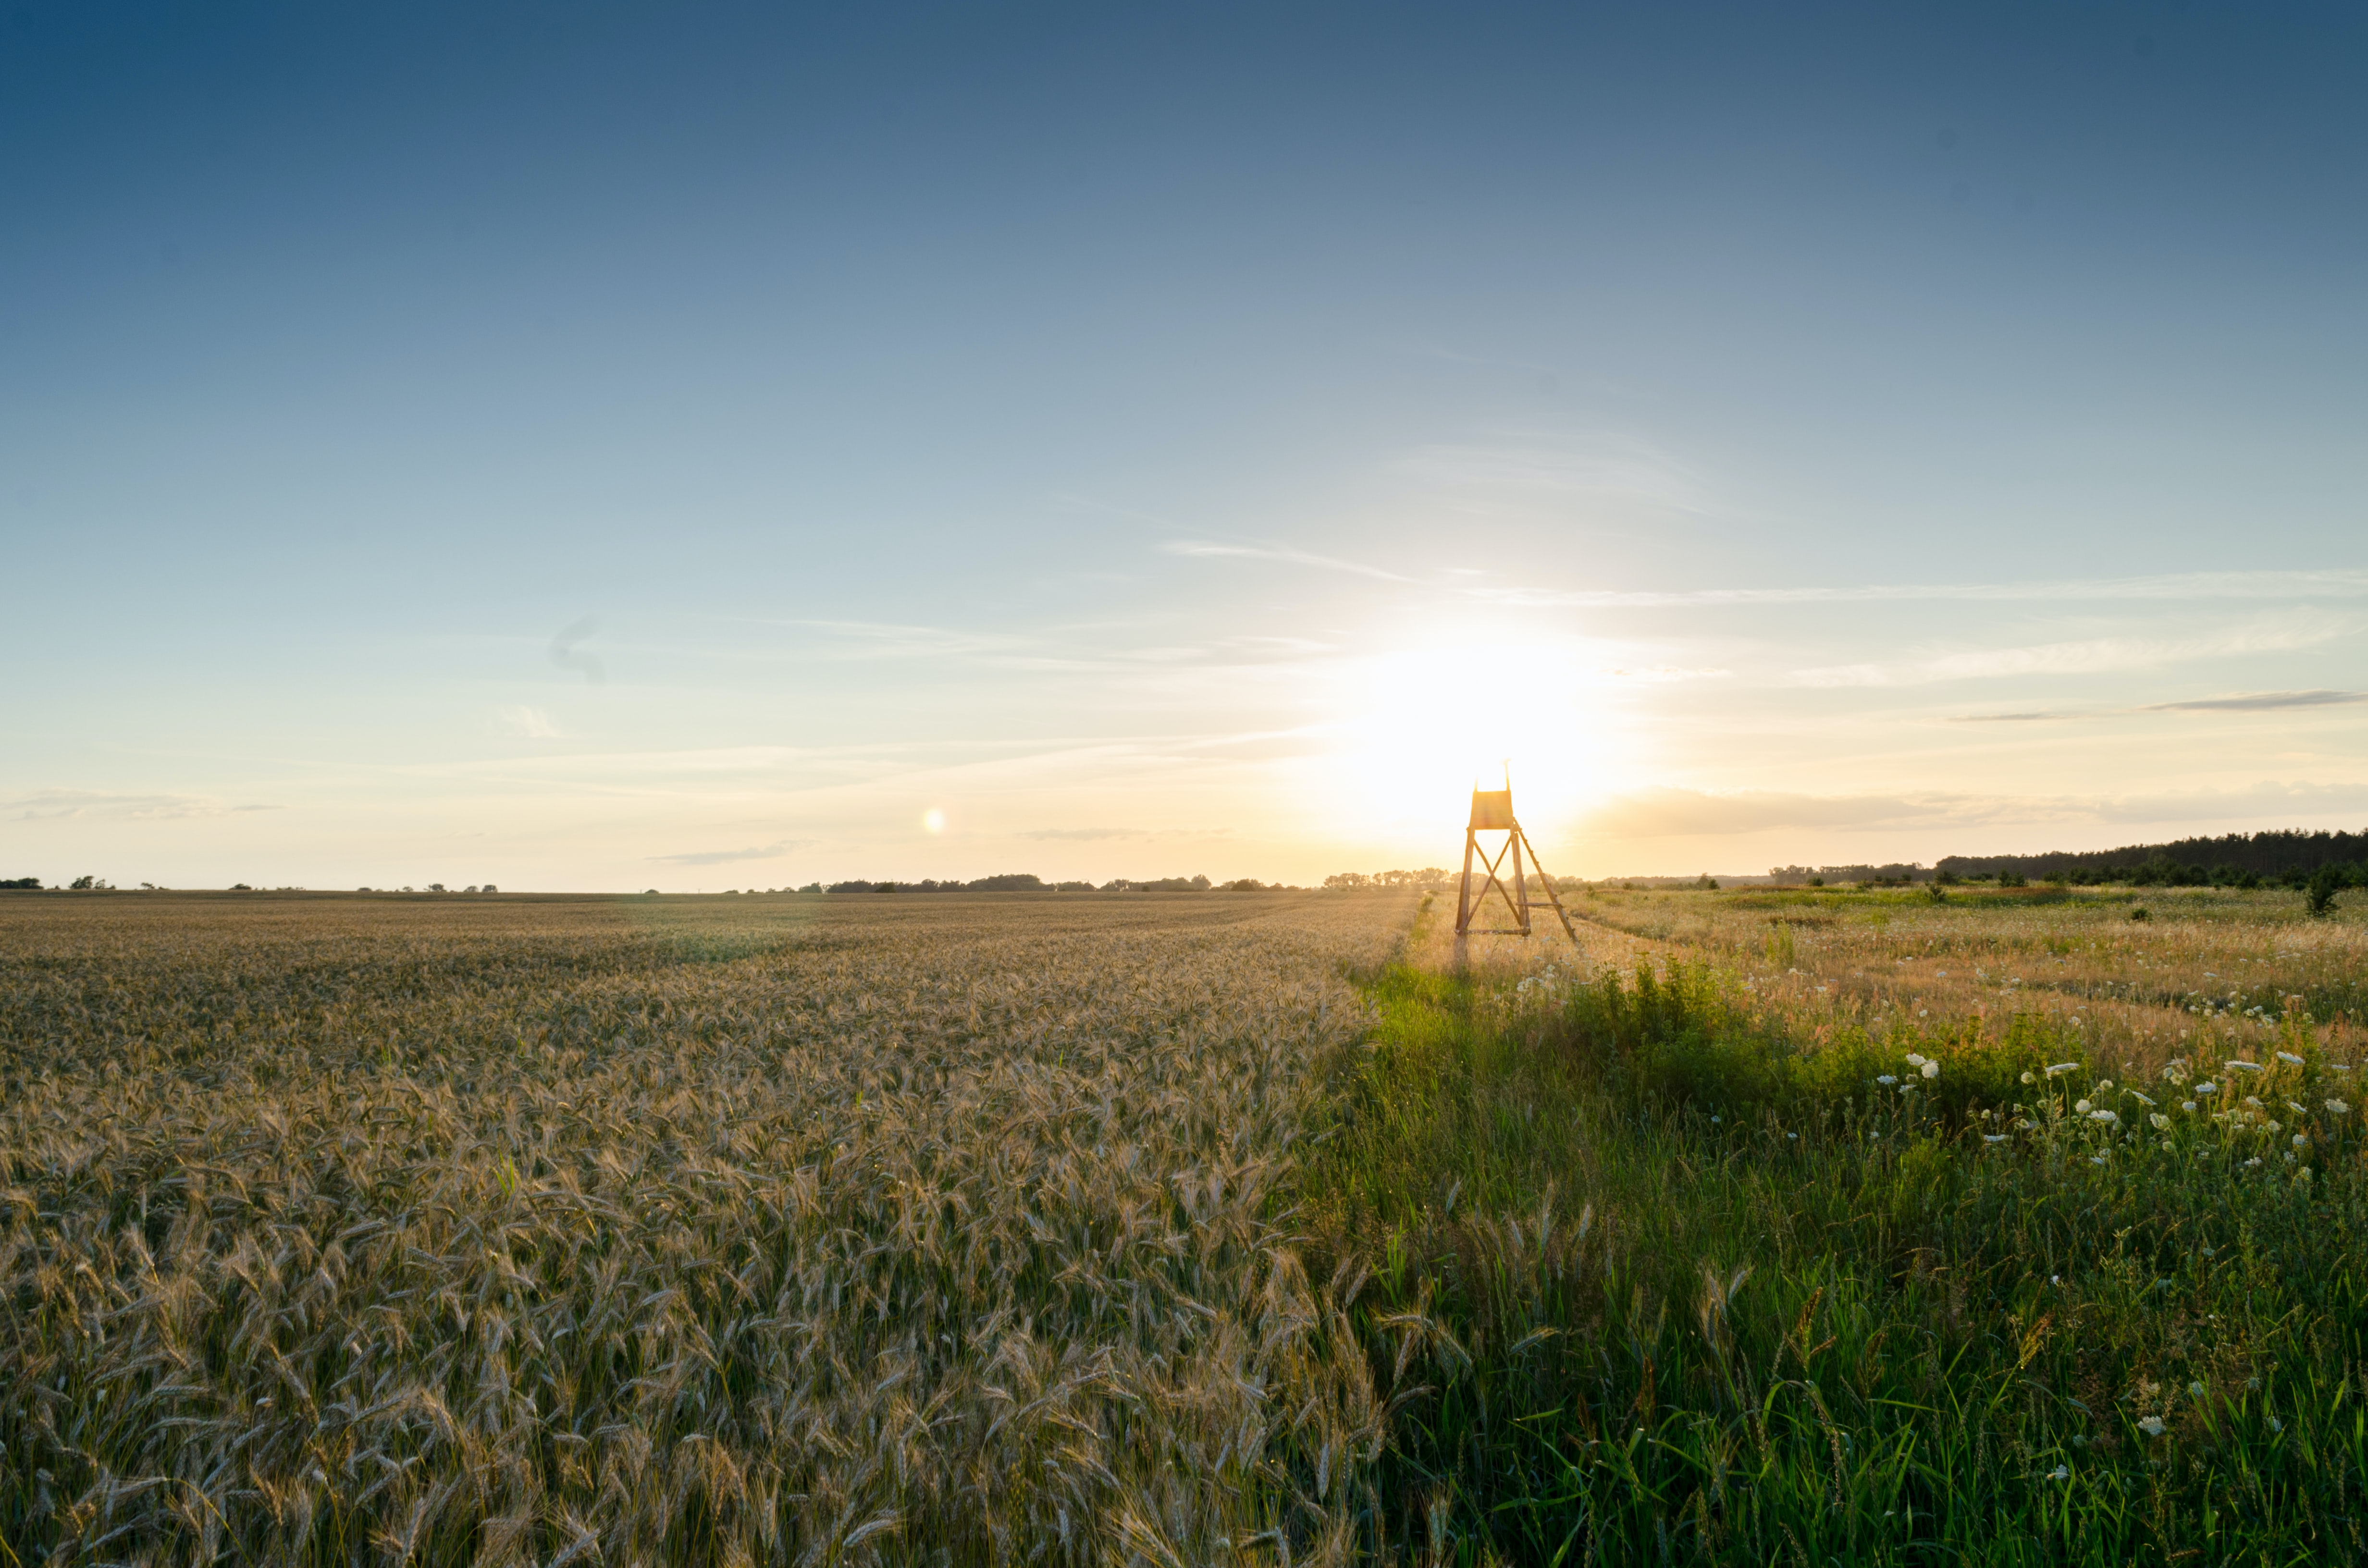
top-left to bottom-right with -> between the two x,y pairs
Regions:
1768,862 -> 1936,886
1936,828 -> 2368,889
713,874 -> 1304,895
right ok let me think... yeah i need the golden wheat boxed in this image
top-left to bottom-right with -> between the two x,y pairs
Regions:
0,891 -> 1414,1565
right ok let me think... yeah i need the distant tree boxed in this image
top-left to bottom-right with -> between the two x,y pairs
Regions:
0,876 -> 38,890
1323,872 -> 1371,890
2308,868 -> 2343,918
428,882 -> 447,893
68,875 -> 95,890
968,873 -> 1048,893
231,882 -> 254,891
481,883 -> 498,894
644,888 -> 661,895
1222,878 -> 1264,892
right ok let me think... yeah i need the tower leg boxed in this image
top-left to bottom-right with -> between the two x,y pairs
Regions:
1511,827 -> 1530,934
1455,832 -> 1467,933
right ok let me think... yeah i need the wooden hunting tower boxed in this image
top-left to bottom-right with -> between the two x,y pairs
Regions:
1455,770 -> 1580,942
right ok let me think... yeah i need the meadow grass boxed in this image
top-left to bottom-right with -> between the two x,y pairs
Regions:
6,885 -> 2364,1563
1303,893 -> 2368,1563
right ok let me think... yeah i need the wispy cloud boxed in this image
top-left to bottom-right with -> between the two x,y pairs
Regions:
1159,540 -> 1412,582
2145,689 -> 2368,713
549,617 -> 604,683
4,790 -> 277,821
1790,613 -> 2357,688
1393,432 -> 1712,515
499,706 -> 563,738
649,842 -> 794,866
1013,825 -> 1234,842
1475,567 -> 2368,611
1950,711 -> 2078,723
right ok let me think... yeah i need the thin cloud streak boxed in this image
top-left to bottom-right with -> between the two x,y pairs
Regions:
649,842 -> 795,867
2146,689 -> 2368,713
1472,568 -> 2368,610
1791,614 -> 2357,688
1160,540 -> 1413,582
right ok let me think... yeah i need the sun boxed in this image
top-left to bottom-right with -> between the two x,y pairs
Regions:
1322,635 -> 1625,846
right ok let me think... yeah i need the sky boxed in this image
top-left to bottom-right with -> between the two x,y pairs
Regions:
5,1 -> 2367,890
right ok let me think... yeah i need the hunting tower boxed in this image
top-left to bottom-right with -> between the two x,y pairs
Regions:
1455,770 -> 1580,943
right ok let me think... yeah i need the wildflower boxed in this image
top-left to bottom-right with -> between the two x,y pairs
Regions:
1877,1074 -> 1899,1086
2090,1154 -> 2107,1165
2046,1062 -> 2078,1077
2138,1416 -> 2166,1437
2150,1114 -> 2171,1131
2326,1099 -> 2349,1115
1906,1052 -> 1927,1066
2269,1415 -> 2284,1433
1918,1009 -> 1928,1017
2097,1078 -> 2114,1092
2245,1096 -> 2264,1109
2021,1070 -> 2036,1084
2075,1098 -> 2093,1114
2278,1051 -> 2305,1066
2090,1109 -> 2119,1125
2182,1102 -> 2197,1112
2189,1382 -> 2205,1398
2196,1081 -> 2217,1096
2228,1060 -> 2264,1074
1984,1133 -> 2007,1143
2129,1090 -> 2155,1106
1922,1059 -> 1940,1079
2297,1166 -> 2313,1183
2293,1134 -> 2307,1148
2048,1464 -> 2070,1481
2244,1157 -> 2262,1167
2287,1100 -> 2306,1114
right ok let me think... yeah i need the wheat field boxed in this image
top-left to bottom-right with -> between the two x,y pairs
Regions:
0,891 -> 1414,1565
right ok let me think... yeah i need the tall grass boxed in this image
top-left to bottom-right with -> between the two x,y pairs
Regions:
1304,917 -> 2368,1562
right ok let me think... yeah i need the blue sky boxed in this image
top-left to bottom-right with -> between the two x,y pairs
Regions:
6,2 -> 2366,888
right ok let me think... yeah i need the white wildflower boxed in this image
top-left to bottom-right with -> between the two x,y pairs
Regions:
2181,1102 -> 2196,1112
2046,1062 -> 2078,1077
2326,1099 -> 2349,1115
2137,1416 -> 2166,1437
2075,1099 -> 2093,1114
2150,1114 -> 2170,1131
1922,1059 -> 1940,1079
2278,1051 -> 2305,1066
2228,1060 -> 2264,1074
1984,1133 -> 2008,1143
1877,1074 -> 1899,1086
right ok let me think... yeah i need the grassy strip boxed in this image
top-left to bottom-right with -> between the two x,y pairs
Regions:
1302,939 -> 2368,1563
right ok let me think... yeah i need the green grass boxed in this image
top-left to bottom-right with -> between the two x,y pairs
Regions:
1302,955 -> 2368,1563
